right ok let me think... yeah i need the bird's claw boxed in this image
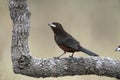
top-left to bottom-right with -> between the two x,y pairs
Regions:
53,57 -> 60,59
69,55 -> 74,58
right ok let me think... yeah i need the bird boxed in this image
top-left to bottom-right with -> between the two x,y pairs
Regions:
48,22 -> 99,58
115,45 -> 120,51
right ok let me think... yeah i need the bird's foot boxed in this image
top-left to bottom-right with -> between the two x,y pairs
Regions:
53,57 -> 60,59
69,53 -> 74,58
69,55 -> 74,58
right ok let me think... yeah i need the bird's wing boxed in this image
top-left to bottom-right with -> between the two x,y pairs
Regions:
55,35 -> 80,50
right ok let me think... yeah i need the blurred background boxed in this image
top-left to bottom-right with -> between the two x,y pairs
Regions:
0,0 -> 120,80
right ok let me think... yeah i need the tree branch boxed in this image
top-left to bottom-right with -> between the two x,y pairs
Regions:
9,0 -> 120,79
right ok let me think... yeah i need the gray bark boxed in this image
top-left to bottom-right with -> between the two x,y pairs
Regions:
9,0 -> 120,79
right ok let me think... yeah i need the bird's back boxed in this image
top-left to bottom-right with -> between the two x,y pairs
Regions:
54,32 -> 81,52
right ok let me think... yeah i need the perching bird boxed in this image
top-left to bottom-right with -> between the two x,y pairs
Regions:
48,22 -> 99,58
115,45 -> 120,51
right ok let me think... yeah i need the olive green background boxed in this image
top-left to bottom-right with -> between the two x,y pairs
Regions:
0,0 -> 120,80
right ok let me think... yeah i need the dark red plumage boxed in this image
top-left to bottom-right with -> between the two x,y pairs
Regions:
48,22 -> 99,57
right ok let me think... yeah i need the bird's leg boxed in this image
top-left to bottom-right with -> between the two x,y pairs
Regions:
57,51 -> 66,58
70,52 -> 74,57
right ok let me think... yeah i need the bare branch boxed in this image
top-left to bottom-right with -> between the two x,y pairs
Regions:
9,0 -> 120,79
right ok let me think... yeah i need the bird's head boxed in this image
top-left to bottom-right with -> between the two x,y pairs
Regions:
48,22 -> 65,34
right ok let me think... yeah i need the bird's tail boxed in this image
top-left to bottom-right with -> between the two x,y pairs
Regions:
80,47 -> 99,56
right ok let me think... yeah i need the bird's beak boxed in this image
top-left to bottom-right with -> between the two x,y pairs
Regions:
115,47 -> 120,51
48,22 -> 56,28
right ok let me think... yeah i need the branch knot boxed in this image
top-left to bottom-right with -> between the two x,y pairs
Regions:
18,55 -> 31,69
